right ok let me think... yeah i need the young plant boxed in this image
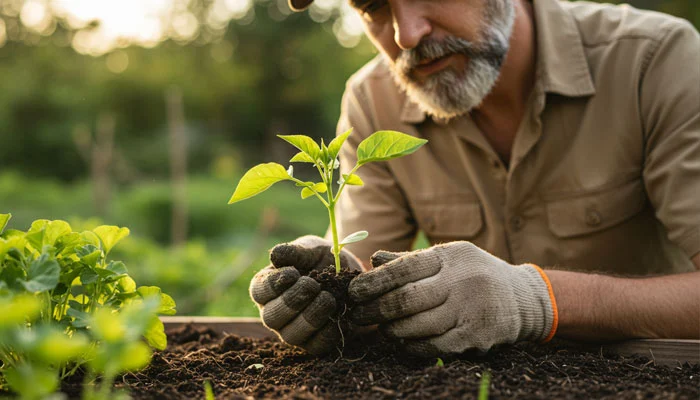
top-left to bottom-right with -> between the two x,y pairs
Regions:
478,371 -> 491,400
228,129 -> 427,274
0,213 -> 176,399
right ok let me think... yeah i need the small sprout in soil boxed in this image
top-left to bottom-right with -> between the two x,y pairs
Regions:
435,358 -> 444,367
247,363 -> 264,370
204,380 -> 215,400
478,370 -> 491,400
229,129 -> 427,274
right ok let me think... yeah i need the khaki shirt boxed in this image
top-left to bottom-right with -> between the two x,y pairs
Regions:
335,0 -> 700,276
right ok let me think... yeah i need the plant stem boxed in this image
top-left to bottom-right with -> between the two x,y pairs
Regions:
333,164 -> 361,203
328,204 -> 341,275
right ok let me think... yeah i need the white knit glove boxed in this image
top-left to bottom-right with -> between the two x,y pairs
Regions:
348,241 -> 558,356
249,235 -> 362,355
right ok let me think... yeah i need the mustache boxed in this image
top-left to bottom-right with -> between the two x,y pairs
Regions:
395,36 -> 505,75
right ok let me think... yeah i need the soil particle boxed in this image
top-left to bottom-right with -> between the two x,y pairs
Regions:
102,325 -> 699,399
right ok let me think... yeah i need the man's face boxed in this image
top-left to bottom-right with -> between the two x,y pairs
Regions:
352,0 -> 515,120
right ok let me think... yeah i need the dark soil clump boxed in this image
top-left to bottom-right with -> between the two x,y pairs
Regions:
308,266 -> 360,311
106,325 -> 699,399
308,265 -> 360,343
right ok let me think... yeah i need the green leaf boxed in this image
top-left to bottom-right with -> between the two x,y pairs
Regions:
55,232 -> 82,256
435,358 -> 444,367
143,316 -> 168,350
80,268 -> 99,284
341,174 -> 364,186
0,294 -> 41,327
1,228 -> 24,240
34,330 -> 90,364
277,135 -> 321,160
118,341 -> 153,371
340,230 -> 368,245
25,222 -> 47,252
0,236 -> 27,261
357,130 -> 428,165
106,260 -> 128,275
136,286 -> 162,299
158,293 -> 177,315
320,140 -> 331,164
21,254 -> 60,293
228,163 -> 291,204
80,231 -> 100,247
300,182 -> 327,199
137,286 -> 176,315
76,244 -> 101,267
0,213 -> 10,234
118,276 -> 137,293
44,220 -> 72,247
67,308 -> 90,328
290,152 -> 315,163
4,364 -> 59,400
328,128 -> 353,159
93,225 -> 130,255
295,181 -> 314,187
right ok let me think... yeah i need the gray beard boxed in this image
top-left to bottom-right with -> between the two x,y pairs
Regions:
387,0 -> 516,121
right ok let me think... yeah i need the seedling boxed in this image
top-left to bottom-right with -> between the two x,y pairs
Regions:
478,370 -> 491,400
229,129 -> 427,274
204,380 -> 215,400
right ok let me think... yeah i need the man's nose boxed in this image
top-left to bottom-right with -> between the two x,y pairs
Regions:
392,4 -> 431,50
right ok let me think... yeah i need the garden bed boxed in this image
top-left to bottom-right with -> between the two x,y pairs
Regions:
81,317 -> 700,399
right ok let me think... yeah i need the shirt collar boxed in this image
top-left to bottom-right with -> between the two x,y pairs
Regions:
400,0 -> 596,124
533,0 -> 596,97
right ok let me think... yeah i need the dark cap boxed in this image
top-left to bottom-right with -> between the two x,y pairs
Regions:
288,0 -> 314,11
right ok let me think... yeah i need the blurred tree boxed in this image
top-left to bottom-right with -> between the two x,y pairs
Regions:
0,0 -> 696,181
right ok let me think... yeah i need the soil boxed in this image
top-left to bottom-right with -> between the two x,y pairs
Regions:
84,325 -> 699,399
308,266 -> 360,329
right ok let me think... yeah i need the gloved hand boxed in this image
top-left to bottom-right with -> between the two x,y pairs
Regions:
249,235 -> 363,355
348,241 -> 558,356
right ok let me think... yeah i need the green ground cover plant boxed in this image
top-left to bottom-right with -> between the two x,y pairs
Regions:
229,129 -> 427,273
0,213 -> 176,399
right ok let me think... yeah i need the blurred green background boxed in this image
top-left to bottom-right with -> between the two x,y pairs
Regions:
1,0 -> 698,317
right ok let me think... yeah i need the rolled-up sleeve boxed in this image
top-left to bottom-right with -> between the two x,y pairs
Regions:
641,20 -> 700,258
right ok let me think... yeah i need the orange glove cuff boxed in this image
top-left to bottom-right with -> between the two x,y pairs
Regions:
529,264 -> 559,342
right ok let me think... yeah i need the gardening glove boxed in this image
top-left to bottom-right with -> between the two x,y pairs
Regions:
249,235 -> 363,355
348,241 -> 558,357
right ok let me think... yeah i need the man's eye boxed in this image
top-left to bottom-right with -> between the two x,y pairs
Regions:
360,0 -> 388,20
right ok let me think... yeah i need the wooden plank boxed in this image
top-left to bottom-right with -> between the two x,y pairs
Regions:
160,317 -> 700,365
600,339 -> 700,366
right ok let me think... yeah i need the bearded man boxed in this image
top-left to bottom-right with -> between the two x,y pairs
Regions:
249,0 -> 700,356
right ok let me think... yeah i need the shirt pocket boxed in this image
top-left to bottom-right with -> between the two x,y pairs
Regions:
545,179 -> 647,238
412,195 -> 484,242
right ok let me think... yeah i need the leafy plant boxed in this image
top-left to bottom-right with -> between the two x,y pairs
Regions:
0,213 -> 176,399
229,129 -> 427,273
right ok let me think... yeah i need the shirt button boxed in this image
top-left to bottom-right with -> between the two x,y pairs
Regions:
585,210 -> 602,227
510,215 -> 524,231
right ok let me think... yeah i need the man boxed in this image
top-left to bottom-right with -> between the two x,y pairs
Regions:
249,0 -> 700,356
